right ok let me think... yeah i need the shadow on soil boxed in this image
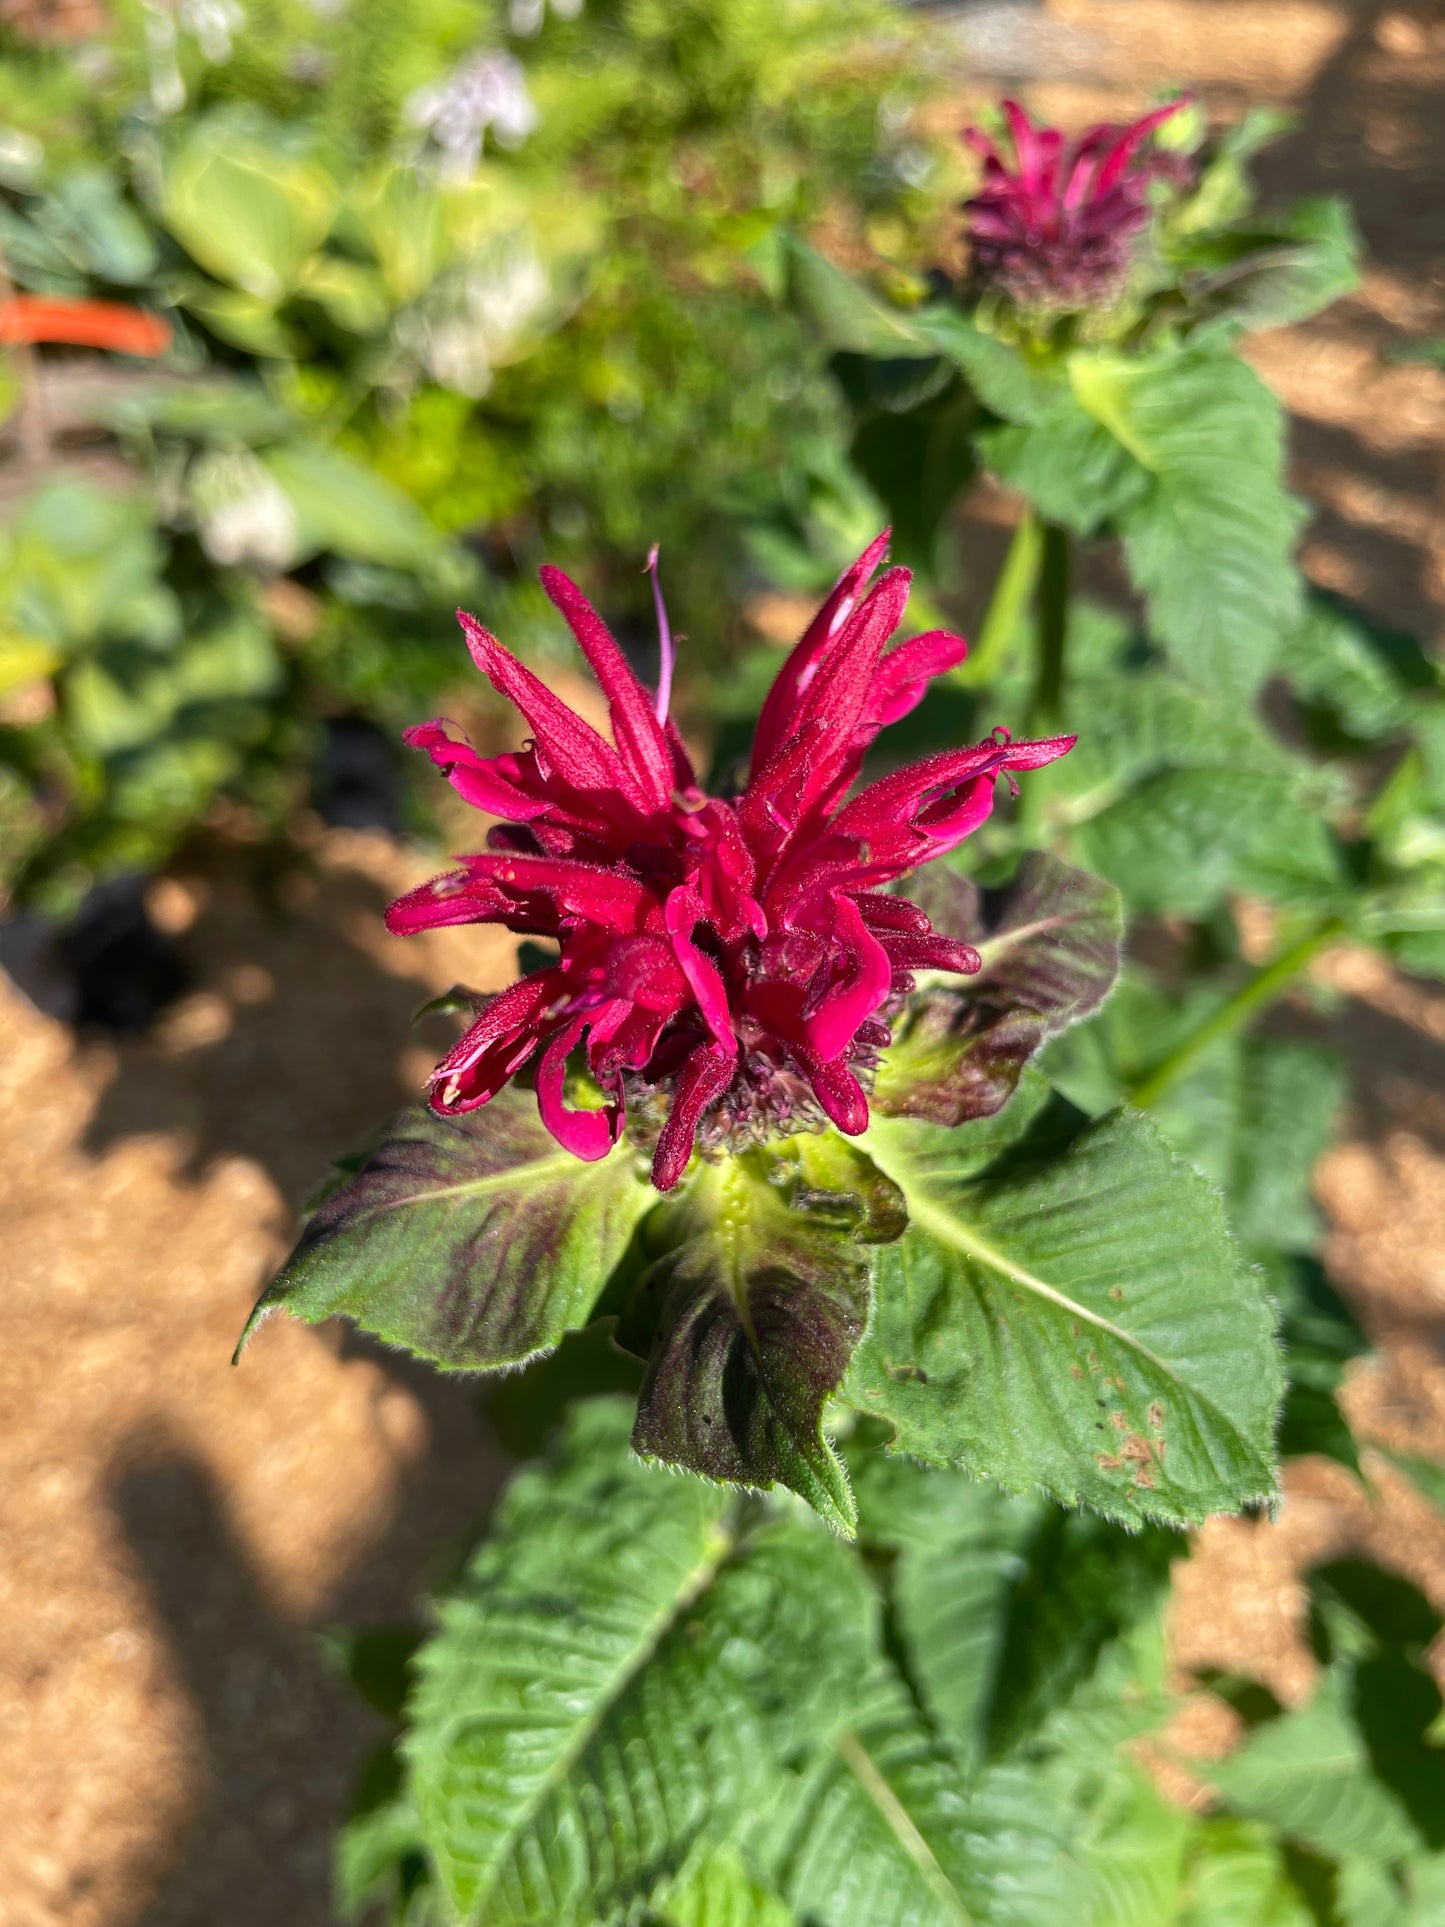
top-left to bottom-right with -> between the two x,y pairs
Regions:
110,1362 -> 505,1927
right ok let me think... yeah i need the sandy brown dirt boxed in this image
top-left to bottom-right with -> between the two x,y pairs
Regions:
2,6 -> 1445,1924
0,833 -> 522,1927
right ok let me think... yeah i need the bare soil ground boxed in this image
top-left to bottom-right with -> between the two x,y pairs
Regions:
2,6 -> 1445,1923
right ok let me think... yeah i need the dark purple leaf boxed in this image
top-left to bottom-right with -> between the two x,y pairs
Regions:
623,1137 -> 905,1534
875,853 -> 1122,1126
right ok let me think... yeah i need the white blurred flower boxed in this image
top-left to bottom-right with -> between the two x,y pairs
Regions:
398,237 -> 552,397
509,0 -> 583,34
181,0 -> 246,63
142,0 -> 245,113
192,451 -> 298,573
405,51 -> 538,182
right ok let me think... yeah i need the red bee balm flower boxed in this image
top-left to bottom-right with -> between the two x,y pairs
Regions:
963,97 -> 1192,312
387,535 -> 1074,1191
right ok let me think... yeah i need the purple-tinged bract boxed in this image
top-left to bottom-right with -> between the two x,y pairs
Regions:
962,97 -> 1192,313
387,535 -> 1074,1191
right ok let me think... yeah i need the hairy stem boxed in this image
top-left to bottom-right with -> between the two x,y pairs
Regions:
1128,916 -> 1347,1110
956,507 -> 1042,686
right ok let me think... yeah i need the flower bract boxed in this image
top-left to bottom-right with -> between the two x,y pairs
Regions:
387,535 -> 1074,1190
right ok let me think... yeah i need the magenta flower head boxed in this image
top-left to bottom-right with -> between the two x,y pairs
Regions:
962,97 -> 1193,314
386,535 -> 1074,1192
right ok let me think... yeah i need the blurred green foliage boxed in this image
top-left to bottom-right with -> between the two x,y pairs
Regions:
0,0 -> 945,911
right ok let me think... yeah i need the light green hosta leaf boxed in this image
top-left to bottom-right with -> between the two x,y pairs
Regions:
161,111 -> 340,301
624,1137 -> 905,1533
261,439 -> 443,569
1071,349 -> 1305,694
845,1095 -> 1281,1527
45,166 -> 159,285
239,1089 -> 655,1372
409,1403 -> 875,1924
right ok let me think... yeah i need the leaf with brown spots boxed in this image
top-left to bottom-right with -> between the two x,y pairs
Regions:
845,1090 -> 1282,1528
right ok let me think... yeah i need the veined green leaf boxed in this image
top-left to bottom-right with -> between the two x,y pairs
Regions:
651,1843 -> 796,1927
976,400 -> 1149,536
1074,350 -> 1306,694
845,1098 -> 1281,1527
409,1403 -> 875,1924
1076,768 -> 1342,916
1176,1817 -> 1319,1927
911,305 -> 1067,425
624,1137 -> 905,1533
239,1089 -> 655,1372
1203,1669 -> 1422,1863
408,1400 -> 734,1919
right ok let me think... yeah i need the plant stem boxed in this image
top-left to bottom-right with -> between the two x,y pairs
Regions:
956,507 -> 1042,686
1030,520 -> 1070,730
1128,915 -> 1347,1111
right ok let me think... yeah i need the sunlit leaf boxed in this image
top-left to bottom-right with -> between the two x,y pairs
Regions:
846,1092 -> 1282,1527
239,1088 -> 655,1372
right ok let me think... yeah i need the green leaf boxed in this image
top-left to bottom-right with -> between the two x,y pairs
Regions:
976,399 -> 1149,537
45,167 -> 159,285
409,1402 -> 876,1924
1278,592 -> 1439,748
768,1663 -> 993,1927
1071,350 -> 1306,694
623,1137 -> 906,1533
239,1089 -> 655,1373
1177,1817 -> 1320,1927
852,1460 -> 1034,1767
1203,1669 -> 1423,1863
911,304 -> 1067,424
161,111 -> 340,301
407,1400 -> 734,1920
846,1096 -> 1282,1527
848,385 -> 980,570
651,1843 -> 796,1927
261,439 -> 444,569
1268,1257 -> 1367,1475
1076,768 -> 1342,916
876,853 -> 1123,1127
1191,198 -> 1360,337
784,236 -> 933,358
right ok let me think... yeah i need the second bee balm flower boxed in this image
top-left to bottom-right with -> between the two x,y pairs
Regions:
388,536 -> 1073,1190
963,97 -> 1192,314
